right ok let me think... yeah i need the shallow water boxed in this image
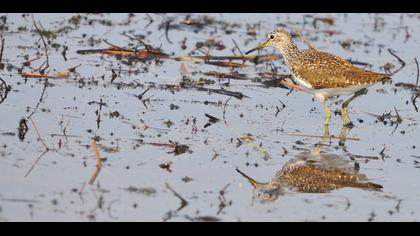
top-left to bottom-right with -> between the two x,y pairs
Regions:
0,13 -> 419,221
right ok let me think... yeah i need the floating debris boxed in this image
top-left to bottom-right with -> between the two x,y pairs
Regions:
76,47 -> 169,60
125,186 -> 157,196
159,161 -> 173,172
204,113 -> 220,128
0,77 -> 9,105
203,71 -> 249,80
142,141 -> 192,156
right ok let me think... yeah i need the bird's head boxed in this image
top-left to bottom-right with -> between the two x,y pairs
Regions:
236,168 -> 282,202
246,29 -> 294,55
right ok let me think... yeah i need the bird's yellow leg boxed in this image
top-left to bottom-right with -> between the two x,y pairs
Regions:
338,125 -> 350,147
322,99 -> 331,126
341,106 -> 350,126
341,89 -> 368,126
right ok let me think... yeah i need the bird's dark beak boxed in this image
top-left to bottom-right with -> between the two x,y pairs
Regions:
245,40 -> 269,55
236,168 -> 267,189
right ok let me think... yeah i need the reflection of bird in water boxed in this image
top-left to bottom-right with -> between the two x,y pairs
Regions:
237,137 -> 382,201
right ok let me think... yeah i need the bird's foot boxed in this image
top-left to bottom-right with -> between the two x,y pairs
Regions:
344,121 -> 354,128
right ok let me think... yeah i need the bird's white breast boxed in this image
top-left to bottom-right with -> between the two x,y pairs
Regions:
291,72 -> 313,89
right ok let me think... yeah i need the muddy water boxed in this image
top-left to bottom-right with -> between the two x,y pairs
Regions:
0,13 -> 419,221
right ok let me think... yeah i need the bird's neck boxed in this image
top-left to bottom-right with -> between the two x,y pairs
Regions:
278,40 -> 300,65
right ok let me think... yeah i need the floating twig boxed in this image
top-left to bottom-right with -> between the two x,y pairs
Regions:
217,183 -> 231,215
33,22 -> 49,74
50,134 -> 81,138
67,63 -> 81,73
394,82 -> 420,92
194,87 -> 248,100
24,118 -> 51,177
348,154 -> 379,160
205,61 -> 247,68
412,94 -> 419,112
286,132 -> 360,141
344,197 -> 351,211
232,39 -> 246,65
76,47 -> 169,60
121,32 -> 152,51
346,59 -> 373,68
103,39 -> 126,51
24,151 -> 48,178
395,199 -> 402,213
111,69 -> 118,83
165,182 -> 188,212
30,118 -> 48,150
26,80 -> 48,120
387,48 -> 406,76
205,113 -> 220,123
204,113 -> 220,128
141,141 -> 191,155
415,57 -> 419,87
174,54 -> 278,65
88,139 -> 103,185
165,20 -> 173,44
184,215 -> 221,222
23,56 -> 41,67
145,13 -> 154,28
21,72 -> 70,79
137,87 -> 150,100
223,97 -> 231,125
203,71 -> 249,80
393,106 -> 402,123
61,45 -> 68,61
379,147 -> 386,160
0,38 -> 4,68
275,99 -> 286,117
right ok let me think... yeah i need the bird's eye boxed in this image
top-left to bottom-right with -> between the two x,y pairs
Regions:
269,34 -> 275,40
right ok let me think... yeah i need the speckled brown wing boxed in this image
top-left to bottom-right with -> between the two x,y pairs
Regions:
277,165 -> 382,193
291,49 -> 390,90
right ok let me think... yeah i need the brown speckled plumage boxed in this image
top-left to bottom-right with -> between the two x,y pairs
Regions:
272,162 -> 382,193
287,48 -> 390,90
237,147 -> 382,201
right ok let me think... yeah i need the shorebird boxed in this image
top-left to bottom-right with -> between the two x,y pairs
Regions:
246,29 -> 391,126
236,143 -> 383,201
